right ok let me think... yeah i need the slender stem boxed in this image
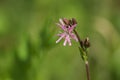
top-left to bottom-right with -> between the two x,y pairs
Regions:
85,61 -> 90,80
74,29 -> 90,80
73,29 -> 83,48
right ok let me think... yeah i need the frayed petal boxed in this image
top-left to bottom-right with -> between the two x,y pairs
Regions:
67,35 -> 71,46
70,33 -> 78,42
56,23 -> 66,31
57,33 -> 63,36
68,24 -> 76,32
59,18 -> 65,26
56,34 -> 65,43
63,35 -> 72,46
63,39 -> 67,46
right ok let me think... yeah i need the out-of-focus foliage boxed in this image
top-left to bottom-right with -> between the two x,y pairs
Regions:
0,0 -> 120,80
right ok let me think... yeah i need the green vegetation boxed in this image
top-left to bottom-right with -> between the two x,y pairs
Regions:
0,0 -> 120,80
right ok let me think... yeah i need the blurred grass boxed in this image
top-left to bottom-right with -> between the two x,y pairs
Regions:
0,0 -> 120,80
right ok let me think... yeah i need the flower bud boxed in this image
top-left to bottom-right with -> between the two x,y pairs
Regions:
63,18 -> 70,25
84,37 -> 90,48
72,18 -> 77,25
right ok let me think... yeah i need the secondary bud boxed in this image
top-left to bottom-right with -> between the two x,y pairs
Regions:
84,37 -> 90,48
72,18 -> 77,25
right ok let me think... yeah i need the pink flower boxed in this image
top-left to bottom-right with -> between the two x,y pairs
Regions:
56,18 -> 78,46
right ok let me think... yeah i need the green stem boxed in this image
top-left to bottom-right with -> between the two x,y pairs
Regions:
85,61 -> 90,80
73,29 -> 83,48
74,29 -> 90,80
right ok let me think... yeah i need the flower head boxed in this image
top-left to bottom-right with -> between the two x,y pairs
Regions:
56,18 -> 78,46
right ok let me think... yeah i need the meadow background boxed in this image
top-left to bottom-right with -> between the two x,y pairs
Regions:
0,0 -> 120,80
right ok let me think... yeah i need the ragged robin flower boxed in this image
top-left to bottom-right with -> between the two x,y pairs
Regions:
55,18 -> 91,80
56,18 -> 78,46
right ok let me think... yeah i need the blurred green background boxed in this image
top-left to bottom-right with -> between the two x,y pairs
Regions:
0,0 -> 120,80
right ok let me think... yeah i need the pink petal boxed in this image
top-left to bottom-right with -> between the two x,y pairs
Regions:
56,23 -> 66,31
56,33 -> 65,43
57,33 -> 63,36
63,39 -> 67,46
59,19 -> 65,26
70,33 -> 78,42
66,35 -> 71,46
68,24 -> 76,32
63,35 -> 71,46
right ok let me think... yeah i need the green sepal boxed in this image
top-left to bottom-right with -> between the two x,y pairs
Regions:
78,47 -> 88,62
